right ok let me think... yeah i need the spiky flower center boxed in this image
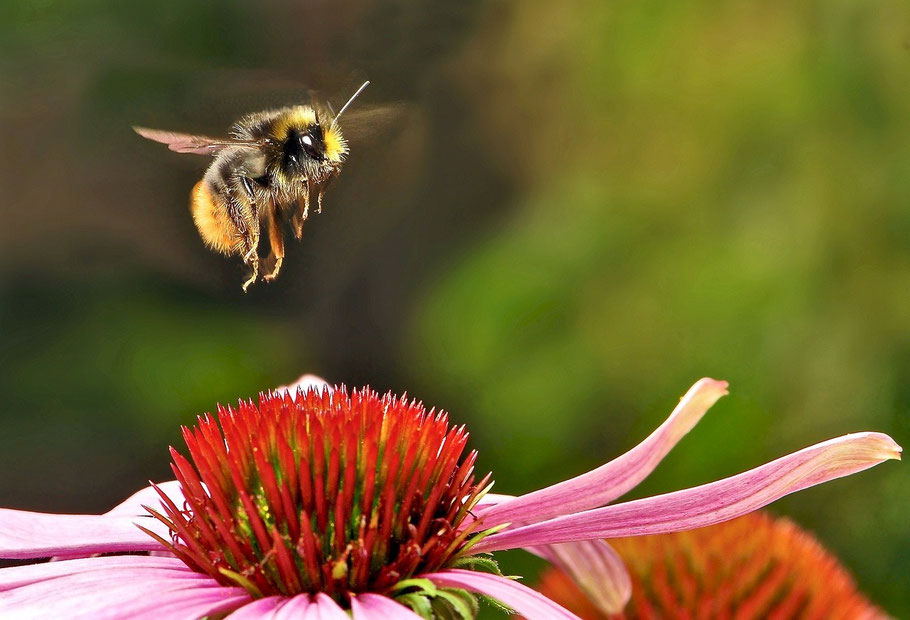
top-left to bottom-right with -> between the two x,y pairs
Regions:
144,387 -> 491,603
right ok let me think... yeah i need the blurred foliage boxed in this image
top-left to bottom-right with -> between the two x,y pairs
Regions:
0,0 -> 907,615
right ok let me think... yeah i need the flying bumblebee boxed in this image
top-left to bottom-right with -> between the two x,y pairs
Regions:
135,81 -> 369,291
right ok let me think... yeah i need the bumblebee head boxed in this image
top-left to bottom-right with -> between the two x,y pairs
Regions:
275,82 -> 367,173
309,119 -> 347,164
277,112 -> 347,174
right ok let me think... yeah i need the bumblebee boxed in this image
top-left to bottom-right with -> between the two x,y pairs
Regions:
135,81 -> 369,291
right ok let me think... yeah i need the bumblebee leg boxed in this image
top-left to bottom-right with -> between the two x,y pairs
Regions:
314,171 -> 337,216
291,184 -> 310,240
263,204 -> 285,282
241,246 -> 260,292
241,257 -> 259,293
232,176 -> 261,292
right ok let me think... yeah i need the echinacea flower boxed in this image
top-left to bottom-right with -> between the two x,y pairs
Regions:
535,511 -> 886,619
0,376 -> 900,618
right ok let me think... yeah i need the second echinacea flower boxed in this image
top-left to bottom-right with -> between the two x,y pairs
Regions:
535,511 -> 887,618
0,376 -> 900,618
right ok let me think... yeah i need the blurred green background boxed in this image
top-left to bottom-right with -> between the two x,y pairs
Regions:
0,0 -> 907,615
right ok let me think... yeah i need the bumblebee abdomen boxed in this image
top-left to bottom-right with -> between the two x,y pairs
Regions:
190,180 -> 241,255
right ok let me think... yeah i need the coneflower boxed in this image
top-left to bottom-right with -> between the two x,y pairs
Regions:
0,376 -> 899,618
536,511 -> 886,619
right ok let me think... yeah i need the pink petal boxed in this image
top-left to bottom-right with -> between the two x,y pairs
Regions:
105,480 -> 186,517
129,588 -> 252,619
227,596 -> 286,619
469,497 -> 634,615
424,569 -> 580,619
0,563 -> 250,618
534,540 -> 631,615
476,378 -> 728,528
350,593 -> 423,619
473,493 -> 516,510
0,508 -> 170,559
473,432 -> 901,553
475,496 -> 632,614
0,555 -> 194,590
307,593 -> 350,620
274,374 -> 331,399
253,593 -> 348,620
271,594 -> 313,619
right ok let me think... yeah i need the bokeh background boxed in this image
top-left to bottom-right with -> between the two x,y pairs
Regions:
1,0 -> 908,615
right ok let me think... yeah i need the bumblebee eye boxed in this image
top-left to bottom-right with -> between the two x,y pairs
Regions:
299,133 -> 322,160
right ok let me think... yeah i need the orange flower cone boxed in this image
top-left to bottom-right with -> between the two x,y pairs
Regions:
536,511 -> 886,619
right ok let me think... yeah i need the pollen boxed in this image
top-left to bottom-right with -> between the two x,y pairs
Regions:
143,386 -> 491,602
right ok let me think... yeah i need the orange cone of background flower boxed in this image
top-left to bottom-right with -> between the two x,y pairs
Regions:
536,511 -> 886,619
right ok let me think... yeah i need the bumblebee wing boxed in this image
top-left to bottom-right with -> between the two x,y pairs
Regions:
333,103 -> 408,140
133,126 -> 264,155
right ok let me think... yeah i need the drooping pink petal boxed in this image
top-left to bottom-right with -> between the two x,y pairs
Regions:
470,492 -> 634,615
473,493 -> 516,510
533,540 -> 631,615
226,596 -> 286,619
473,432 -> 901,553
0,508 -> 169,559
0,562 -> 250,618
105,480 -> 186,517
477,378 -> 728,528
350,593 -> 423,619
0,555 -> 194,590
425,569 -> 580,619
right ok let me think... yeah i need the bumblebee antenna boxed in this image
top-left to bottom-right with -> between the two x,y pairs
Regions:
331,81 -> 370,128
